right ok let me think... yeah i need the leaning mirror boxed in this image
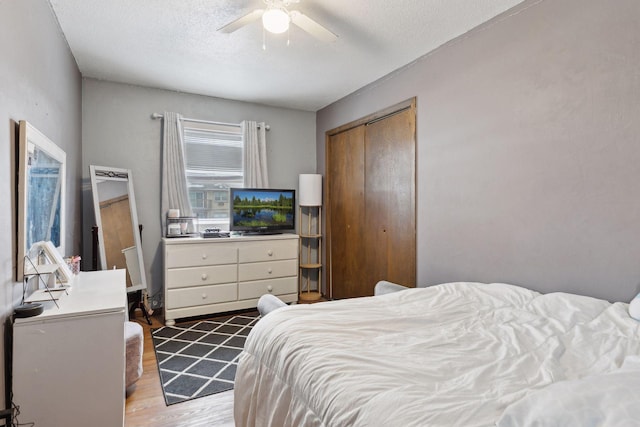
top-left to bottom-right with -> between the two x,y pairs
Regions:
17,120 -> 66,281
90,165 -> 147,293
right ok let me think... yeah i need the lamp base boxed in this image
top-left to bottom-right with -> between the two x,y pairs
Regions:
299,291 -> 322,302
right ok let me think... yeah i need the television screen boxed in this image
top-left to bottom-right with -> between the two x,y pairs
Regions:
230,188 -> 296,234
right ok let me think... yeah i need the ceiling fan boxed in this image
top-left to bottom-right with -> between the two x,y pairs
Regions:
218,0 -> 338,43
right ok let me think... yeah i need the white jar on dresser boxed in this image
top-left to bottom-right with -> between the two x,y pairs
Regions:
163,234 -> 299,326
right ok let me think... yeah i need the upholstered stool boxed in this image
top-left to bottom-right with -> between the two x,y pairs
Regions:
125,321 -> 143,392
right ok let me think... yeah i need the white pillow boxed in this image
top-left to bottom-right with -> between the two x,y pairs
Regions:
496,368 -> 640,427
629,293 -> 640,321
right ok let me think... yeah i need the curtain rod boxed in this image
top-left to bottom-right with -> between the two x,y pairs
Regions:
150,113 -> 270,130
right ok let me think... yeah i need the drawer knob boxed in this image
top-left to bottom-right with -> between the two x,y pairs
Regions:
267,285 -> 273,292
202,293 -> 207,299
267,268 -> 273,274
202,253 -> 207,260
201,274 -> 208,280
267,249 -> 273,256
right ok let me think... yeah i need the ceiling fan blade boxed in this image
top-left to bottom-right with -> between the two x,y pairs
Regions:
218,9 -> 264,33
290,11 -> 338,42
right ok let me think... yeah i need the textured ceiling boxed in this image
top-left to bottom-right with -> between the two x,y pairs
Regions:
48,0 -> 525,111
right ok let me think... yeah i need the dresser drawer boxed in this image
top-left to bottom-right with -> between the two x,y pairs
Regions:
238,239 -> 298,263
166,244 -> 237,268
166,265 -> 237,290
238,259 -> 297,282
166,283 -> 237,309
238,277 -> 298,300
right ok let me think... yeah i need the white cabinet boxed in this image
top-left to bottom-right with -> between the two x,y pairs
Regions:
163,234 -> 298,325
12,269 -> 127,427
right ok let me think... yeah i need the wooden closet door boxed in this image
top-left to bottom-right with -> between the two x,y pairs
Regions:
327,125 -> 366,299
364,108 -> 416,289
327,99 -> 416,299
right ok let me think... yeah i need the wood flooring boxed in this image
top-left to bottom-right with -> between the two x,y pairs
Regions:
125,310 -> 235,427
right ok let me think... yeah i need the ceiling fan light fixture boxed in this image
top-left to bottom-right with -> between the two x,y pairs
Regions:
262,8 -> 290,34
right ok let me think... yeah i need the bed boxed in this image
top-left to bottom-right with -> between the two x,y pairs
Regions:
234,282 -> 640,426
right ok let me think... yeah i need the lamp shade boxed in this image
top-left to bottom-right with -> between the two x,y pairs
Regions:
299,174 -> 322,206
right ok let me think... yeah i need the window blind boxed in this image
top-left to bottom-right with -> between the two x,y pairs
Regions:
183,123 -> 243,224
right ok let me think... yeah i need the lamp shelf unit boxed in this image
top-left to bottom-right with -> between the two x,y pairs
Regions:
300,263 -> 322,269
298,205 -> 323,302
300,232 -> 322,238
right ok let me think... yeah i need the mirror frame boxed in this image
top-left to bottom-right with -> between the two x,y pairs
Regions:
17,120 -> 66,281
90,165 -> 147,293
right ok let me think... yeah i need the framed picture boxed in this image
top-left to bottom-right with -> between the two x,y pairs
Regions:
17,121 -> 66,281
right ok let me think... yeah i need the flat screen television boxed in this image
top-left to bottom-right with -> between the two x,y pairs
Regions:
229,188 -> 296,234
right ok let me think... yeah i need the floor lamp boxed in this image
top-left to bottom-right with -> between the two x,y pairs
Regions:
298,174 -> 323,302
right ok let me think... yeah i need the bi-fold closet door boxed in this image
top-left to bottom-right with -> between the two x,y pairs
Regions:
327,98 -> 416,299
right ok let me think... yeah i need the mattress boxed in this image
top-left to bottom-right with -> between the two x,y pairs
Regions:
234,282 -> 640,426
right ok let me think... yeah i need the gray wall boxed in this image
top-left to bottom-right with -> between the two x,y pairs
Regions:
317,0 -> 640,302
82,79 -> 316,308
0,0 -> 82,406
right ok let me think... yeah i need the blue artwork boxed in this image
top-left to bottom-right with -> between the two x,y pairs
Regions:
26,146 -> 62,249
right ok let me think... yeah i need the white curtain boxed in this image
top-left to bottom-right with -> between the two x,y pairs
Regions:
242,120 -> 269,187
161,112 -> 193,236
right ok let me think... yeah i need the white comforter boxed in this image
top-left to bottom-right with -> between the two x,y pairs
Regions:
234,282 -> 640,427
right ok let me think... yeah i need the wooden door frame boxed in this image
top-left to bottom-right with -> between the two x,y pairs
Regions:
325,97 -> 417,299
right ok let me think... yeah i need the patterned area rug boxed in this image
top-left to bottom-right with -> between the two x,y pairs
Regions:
151,311 -> 260,405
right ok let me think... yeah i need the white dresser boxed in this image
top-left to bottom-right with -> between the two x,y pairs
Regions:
12,269 -> 127,427
163,234 -> 299,325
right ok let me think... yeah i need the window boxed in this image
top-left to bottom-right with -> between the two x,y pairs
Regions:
183,121 -> 243,229
189,191 -> 205,209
